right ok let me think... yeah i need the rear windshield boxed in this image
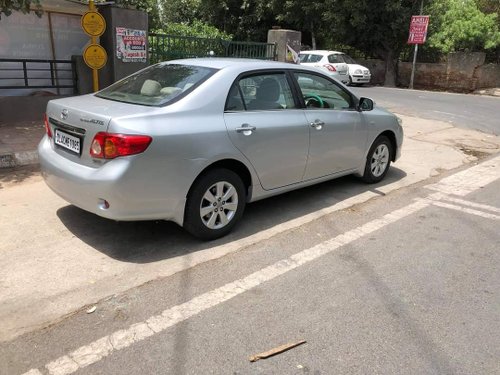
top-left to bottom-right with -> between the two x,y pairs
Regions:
299,54 -> 323,63
328,54 -> 345,64
96,63 -> 217,106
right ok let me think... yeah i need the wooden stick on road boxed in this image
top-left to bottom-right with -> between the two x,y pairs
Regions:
249,340 -> 307,362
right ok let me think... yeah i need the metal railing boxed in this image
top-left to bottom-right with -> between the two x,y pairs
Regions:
149,34 -> 276,63
0,58 -> 77,93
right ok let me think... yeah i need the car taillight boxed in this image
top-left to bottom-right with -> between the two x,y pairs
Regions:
44,113 -> 52,138
90,132 -> 152,159
324,64 -> 337,72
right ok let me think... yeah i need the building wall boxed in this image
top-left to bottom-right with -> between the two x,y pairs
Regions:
0,4 -> 89,96
360,52 -> 498,92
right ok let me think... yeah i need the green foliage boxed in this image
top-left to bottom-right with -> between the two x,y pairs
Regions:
265,0 -> 327,48
197,0 -> 273,41
427,0 -> 500,53
114,0 -> 162,30
152,20 -> 232,40
149,20 -> 232,63
159,0 -> 201,24
0,0 -> 42,18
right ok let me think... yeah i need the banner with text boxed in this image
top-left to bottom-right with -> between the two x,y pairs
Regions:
116,27 -> 146,62
407,15 -> 430,44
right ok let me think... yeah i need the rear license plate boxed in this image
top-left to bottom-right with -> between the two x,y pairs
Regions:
54,129 -> 81,155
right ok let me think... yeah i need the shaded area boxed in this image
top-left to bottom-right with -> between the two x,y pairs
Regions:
56,167 -> 406,264
0,165 -> 40,189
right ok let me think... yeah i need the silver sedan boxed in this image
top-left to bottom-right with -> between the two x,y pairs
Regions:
39,58 -> 403,240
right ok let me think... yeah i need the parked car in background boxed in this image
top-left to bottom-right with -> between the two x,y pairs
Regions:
299,50 -> 350,84
39,58 -> 403,240
341,53 -> 372,85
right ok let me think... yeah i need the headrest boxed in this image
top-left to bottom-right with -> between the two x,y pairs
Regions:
256,78 -> 280,102
140,79 -> 161,96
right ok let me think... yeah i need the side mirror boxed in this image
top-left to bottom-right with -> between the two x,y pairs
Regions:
358,97 -> 374,112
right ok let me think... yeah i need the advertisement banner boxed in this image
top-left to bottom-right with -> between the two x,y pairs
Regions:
408,15 -> 430,44
116,27 -> 146,62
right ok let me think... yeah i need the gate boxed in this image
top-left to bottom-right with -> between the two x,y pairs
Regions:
149,34 -> 277,64
0,58 -> 77,94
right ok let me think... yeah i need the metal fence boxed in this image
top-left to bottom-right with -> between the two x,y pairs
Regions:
149,34 -> 277,63
0,58 -> 77,94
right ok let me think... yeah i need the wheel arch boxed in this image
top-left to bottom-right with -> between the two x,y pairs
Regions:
187,158 -> 253,201
377,130 -> 397,161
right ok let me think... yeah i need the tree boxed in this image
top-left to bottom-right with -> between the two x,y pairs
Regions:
1,0 -> 41,18
321,0 -> 421,86
427,0 -> 500,54
263,0 -> 327,49
197,0 -> 274,41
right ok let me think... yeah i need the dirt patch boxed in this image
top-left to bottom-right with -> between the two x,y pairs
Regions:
0,165 -> 41,189
456,145 -> 491,159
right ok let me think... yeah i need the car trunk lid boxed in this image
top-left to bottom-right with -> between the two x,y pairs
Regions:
46,94 -> 155,167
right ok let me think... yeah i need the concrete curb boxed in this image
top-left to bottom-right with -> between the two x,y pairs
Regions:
0,151 -> 39,169
473,88 -> 500,97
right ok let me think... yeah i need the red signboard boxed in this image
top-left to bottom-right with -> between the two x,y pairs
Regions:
408,15 -> 430,44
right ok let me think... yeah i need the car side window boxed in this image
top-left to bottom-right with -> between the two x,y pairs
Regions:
227,73 -> 296,111
294,72 -> 353,110
299,54 -> 322,63
225,83 -> 245,111
328,54 -> 344,64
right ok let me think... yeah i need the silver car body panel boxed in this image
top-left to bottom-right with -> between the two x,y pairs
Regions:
39,58 -> 403,227
224,109 -> 309,190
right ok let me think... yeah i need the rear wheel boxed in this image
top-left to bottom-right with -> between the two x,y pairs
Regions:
184,169 -> 246,240
361,136 -> 392,183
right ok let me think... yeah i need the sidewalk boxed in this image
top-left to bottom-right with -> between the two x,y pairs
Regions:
0,120 -> 44,168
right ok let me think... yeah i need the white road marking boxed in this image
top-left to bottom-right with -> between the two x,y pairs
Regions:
21,370 -> 43,375
439,195 -> 500,214
431,201 -> 500,220
25,199 -> 429,375
22,155 -> 500,375
426,157 -> 500,196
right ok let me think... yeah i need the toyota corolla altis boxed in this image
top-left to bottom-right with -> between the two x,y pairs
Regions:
39,58 -> 403,240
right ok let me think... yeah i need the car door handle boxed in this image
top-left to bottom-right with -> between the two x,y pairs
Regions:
310,120 -> 325,130
235,124 -> 256,134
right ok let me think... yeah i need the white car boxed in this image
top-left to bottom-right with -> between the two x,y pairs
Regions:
340,53 -> 371,85
299,50 -> 350,84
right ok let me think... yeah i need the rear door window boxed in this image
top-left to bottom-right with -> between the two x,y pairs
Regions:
225,73 -> 296,111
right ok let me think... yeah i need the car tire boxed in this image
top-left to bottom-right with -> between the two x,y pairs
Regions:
361,136 -> 392,184
348,76 -> 353,86
184,169 -> 246,240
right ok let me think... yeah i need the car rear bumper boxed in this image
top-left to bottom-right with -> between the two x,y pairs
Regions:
332,72 -> 349,84
38,136 -> 186,225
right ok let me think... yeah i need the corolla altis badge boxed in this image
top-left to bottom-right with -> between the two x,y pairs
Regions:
80,117 -> 105,126
61,109 -> 68,120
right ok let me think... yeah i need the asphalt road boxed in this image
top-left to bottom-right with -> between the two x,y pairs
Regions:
2,156 -> 499,375
351,86 -> 500,136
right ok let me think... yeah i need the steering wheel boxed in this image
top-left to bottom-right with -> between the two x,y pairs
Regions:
304,94 -> 324,108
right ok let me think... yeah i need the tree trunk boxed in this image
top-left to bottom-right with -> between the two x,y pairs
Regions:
310,21 -> 316,50
383,49 -> 397,87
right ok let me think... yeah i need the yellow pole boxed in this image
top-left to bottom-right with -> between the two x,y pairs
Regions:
89,0 -> 99,92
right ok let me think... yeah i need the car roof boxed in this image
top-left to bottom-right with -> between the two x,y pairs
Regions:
162,58 -> 297,70
299,50 -> 344,55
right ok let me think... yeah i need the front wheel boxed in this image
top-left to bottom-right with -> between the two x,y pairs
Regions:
361,136 -> 392,183
184,169 -> 246,240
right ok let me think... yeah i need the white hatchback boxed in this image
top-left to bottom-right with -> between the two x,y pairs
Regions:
299,50 -> 350,84
341,53 -> 371,85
